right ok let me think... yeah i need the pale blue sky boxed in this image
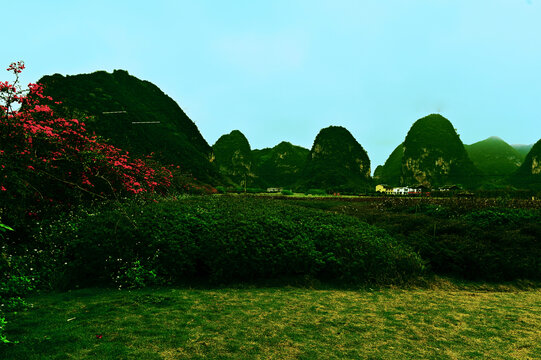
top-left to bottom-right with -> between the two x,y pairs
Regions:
3,0 -> 540,169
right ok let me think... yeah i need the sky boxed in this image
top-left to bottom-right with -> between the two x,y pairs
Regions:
3,0 -> 541,170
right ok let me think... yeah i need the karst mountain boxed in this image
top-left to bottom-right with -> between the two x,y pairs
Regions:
39,70 -> 221,183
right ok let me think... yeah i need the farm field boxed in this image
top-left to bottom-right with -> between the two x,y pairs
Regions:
3,285 -> 541,359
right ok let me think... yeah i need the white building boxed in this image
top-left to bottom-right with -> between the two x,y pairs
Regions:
392,187 -> 421,195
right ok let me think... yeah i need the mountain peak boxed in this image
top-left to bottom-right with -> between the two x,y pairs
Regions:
212,130 -> 253,186
465,137 -> 522,177
299,125 -> 371,192
512,139 -> 541,190
401,114 -> 479,187
251,141 -> 309,188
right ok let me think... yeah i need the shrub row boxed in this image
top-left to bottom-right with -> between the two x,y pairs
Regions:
35,196 -> 424,288
304,200 -> 541,281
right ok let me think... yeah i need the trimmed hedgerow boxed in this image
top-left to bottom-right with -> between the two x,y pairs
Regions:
37,196 -> 424,287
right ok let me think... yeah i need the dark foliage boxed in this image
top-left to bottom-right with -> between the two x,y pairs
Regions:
34,197 -> 424,287
291,197 -> 541,281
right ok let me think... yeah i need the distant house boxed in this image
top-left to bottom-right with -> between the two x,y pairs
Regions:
266,187 -> 282,193
392,187 -> 411,195
377,184 -> 430,196
392,186 -> 426,196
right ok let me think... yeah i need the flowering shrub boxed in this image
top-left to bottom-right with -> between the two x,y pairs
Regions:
0,61 -> 174,220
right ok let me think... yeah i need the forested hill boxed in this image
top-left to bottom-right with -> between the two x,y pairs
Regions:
39,70 -> 221,183
512,139 -> 541,190
512,144 -> 534,161
465,137 -> 522,177
252,141 -> 309,188
400,114 -> 480,188
300,126 -> 371,192
373,143 -> 404,187
212,130 -> 255,187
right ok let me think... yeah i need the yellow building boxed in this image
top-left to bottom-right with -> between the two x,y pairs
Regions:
376,184 -> 392,193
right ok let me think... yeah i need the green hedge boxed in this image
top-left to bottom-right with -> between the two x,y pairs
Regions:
338,201 -> 541,281
38,197 -> 424,287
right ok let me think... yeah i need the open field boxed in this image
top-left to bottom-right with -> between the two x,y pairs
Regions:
3,285 -> 541,359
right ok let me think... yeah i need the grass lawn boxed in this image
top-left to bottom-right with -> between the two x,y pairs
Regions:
2,285 -> 540,359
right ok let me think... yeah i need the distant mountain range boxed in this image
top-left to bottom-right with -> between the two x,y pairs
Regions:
38,70 -> 540,192
373,115 -> 541,190
213,126 -> 371,192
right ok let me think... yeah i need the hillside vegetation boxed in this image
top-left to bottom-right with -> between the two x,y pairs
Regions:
512,144 -> 534,160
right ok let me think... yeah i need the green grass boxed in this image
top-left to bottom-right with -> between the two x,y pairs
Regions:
3,285 -> 540,359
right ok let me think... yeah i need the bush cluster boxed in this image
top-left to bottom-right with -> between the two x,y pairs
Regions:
1,221 -> 35,343
306,189 -> 327,196
315,199 -> 541,281
36,197 -> 424,287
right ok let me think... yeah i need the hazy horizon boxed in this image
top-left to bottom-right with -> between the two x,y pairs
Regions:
3,0 -> 540,169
